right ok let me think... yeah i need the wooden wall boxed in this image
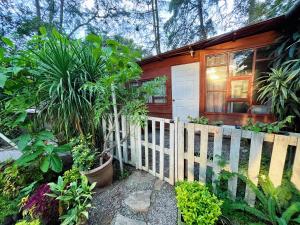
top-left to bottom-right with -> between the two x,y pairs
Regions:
140,31 -> 279,125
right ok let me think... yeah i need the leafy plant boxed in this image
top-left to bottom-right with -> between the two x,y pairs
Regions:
0,195 -> 19,224
63,167 -> 81,185
71,135 -> 96,171
15,219 -> 41,225
16,130 -> 71,173
242,116 -> 293,133
48,175 -> 96,225
176,181 -> 223,225
228,174 -> 300,225
257,67 -> 300,121
188,116 -> 209,125
22,184 -> 59,224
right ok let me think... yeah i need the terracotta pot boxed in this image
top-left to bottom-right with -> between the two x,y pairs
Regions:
81,153 -> 113,188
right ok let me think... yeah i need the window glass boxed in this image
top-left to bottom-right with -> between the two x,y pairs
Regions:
206,92 -> 226,112
206,54 -> 227,67
229,50 -> 254,76
206,66 -> 227,91
256,46 -> 274,60
231,80 -> 249,99
228,102 -> 249,113
143,79 -> 167,104
253,60 -> 271,104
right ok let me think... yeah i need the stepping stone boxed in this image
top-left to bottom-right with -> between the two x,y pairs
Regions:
124,190 -> 152,213
154,179 -> 164,191
113,214 -> 146,225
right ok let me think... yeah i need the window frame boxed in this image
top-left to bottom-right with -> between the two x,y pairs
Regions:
204,45 -> 273,115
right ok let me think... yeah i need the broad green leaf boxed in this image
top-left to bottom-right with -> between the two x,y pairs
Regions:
39,26 -> 47,35
86,34 -> 102,43
16,133 -> 31,151
54,144 -> 71,153
50,154 -> 63,173
40,156 -> 51,172
0,73 -> 7,88
37,130 -> 54,140
1,37 -> 14,47
15,112 -> 27,124
16,149 -> 44,165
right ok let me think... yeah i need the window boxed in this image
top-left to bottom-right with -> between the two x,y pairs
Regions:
131,78 -> 167,104
144,79 -> 167,104
205,47 -> 273,114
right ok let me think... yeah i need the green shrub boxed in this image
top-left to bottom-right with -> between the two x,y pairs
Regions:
63,167 -> 81,185
0,195 -> 19,224
176,181 -> 223,225
71,135 -> 96,171
15,219 -> 41,225
48,175 -> 96,225
188,116 -> 209,125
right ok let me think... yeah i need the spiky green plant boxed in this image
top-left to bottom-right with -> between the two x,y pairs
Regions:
257,67 -> 300,120
229,174 -> 300,225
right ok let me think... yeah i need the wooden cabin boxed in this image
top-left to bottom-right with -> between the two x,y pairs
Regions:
138,7 -> 300,125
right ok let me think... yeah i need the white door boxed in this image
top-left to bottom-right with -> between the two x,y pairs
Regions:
171,62 -> 200,121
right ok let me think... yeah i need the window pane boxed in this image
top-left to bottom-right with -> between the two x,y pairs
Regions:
230,50 -> 254,76
206,66 -> 227,91
206,54 -> 227,67
253,60 -> 271,104
256,46 -> 274,59
206,92 -> 226,112
231,80 -> 248,98
228,102 -> 249,113
143,79 -> 166,104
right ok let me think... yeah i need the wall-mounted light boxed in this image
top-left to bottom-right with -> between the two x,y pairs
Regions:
189,47 -> 195,57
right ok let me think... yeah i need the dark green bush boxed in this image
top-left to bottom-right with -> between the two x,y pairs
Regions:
176,181 -> 223,225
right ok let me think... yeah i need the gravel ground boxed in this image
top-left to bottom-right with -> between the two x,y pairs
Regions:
88,168 -> 178,225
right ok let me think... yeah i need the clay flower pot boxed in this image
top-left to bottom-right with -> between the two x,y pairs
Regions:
81,153 -> 113,188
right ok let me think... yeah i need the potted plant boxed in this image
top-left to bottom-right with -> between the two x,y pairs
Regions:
71,135 -> 113,188
176,181 -> 232,225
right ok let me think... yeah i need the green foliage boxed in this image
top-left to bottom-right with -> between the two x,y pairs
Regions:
242,116 -> 294,133
0,195 -> 19,224
15,219 -> 41,225
188,116 -> 209,125
71,135 -> 96,171
227,174 -> 300,225
176,181 -> 223,225
257,66 -> 300,120
0,164 -> 42,199
63,167 -> 81,185
16,130 -> 71,173
48,175 -> 96,225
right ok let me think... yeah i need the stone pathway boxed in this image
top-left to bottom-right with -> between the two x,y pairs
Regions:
89,170 -> 177,225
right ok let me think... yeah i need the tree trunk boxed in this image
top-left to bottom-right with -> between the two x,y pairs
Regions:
111,84 -> 124,174
197,0 -> 207,39
35,0 -> 41,31
59,0 -> 64,30
151,0 -> 161,54
48,0 -> 55,25
248,0 -> 256,23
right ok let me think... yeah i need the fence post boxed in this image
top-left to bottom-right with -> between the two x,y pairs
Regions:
121,116 -> 128,163
177,121 -> 185,181
169,120 -> 175,185
212,127 -> 223,190
174,117 -> 179,182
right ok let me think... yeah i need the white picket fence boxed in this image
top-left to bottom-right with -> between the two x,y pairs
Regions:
103,116 -> 300,205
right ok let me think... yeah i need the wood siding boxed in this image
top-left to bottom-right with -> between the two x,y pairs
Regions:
141,31 -> 279,125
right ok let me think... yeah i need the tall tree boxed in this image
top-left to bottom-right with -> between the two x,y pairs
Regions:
151,0 -> 161,54
164,0 -> 218,49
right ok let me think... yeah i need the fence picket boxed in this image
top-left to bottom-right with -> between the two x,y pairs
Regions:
159,120 -> 165,180
292,138 -> 300,190
245,132 -> 264,206
121,116 -> 128,163
212,127 -> 223,189
187,123 -> 195,182
151,119 -> 156,176
144,121 -> 149,171
169,122 -> 175,184
228,129 -> 242,199
177,122 -> 185,181
129,122 -> 136,165
269,135 -> 290,187
137,124 -> 142,169
199,124 -> 208,184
